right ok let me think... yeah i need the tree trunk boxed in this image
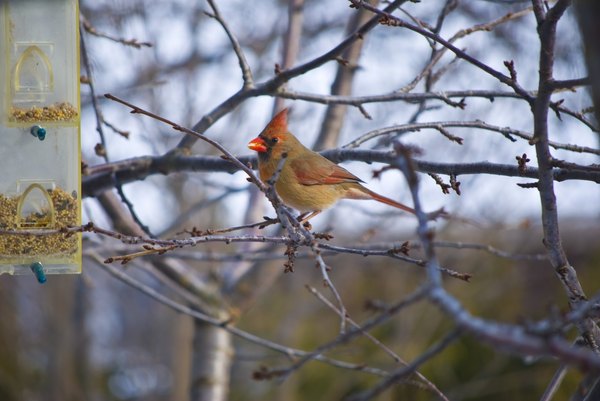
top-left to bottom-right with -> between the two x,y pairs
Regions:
190,321 -> 233,401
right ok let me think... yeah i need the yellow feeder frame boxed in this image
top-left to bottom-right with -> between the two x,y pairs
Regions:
0,0 -> 81,277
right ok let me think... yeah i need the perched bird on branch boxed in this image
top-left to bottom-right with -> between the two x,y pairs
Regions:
248,108 -> 415,222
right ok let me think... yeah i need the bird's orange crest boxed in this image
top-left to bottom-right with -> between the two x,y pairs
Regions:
264,108 -> 288,136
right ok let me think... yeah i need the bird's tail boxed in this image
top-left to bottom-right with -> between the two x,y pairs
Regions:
348,185 -> 416,215
368,190 -> 416,215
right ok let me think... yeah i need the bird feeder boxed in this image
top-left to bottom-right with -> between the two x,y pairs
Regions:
0,0 -> 81,278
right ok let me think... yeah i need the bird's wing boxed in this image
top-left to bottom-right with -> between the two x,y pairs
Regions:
290,157 -> 364,186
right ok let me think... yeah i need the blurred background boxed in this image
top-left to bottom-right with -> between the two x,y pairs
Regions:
1,0 -> 599,400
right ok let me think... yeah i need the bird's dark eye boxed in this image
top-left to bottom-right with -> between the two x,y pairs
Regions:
271,137 -> 279,144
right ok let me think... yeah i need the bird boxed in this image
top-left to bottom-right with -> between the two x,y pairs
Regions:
247,108 -> 415,223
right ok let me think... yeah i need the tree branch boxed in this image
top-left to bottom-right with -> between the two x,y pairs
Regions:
530,0 -> 600,351
82,147 -> 600,198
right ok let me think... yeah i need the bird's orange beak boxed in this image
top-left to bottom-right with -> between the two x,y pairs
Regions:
248,137 -> 267,153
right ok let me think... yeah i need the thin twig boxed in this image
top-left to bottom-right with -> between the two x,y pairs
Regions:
81,14 -> 152,49
267,285 -> 430,382
312,247 -> 347,334
86,251 -> 389,377
104,93 -> 264,188
81,26 -> 153,236
205,0 -> 254,88
279,88 -> 521,109
540,364 -> 568,401
306,285 -> 451,401
348,329 -> 461,401
317,242 -> 471,282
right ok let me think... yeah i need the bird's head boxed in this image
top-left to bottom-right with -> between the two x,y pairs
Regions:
248,108 -> 300,160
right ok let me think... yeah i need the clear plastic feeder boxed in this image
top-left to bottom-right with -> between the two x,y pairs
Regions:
0,0 -> 81,276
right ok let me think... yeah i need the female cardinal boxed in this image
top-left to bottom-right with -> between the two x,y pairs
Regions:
247,108 -> 415,222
